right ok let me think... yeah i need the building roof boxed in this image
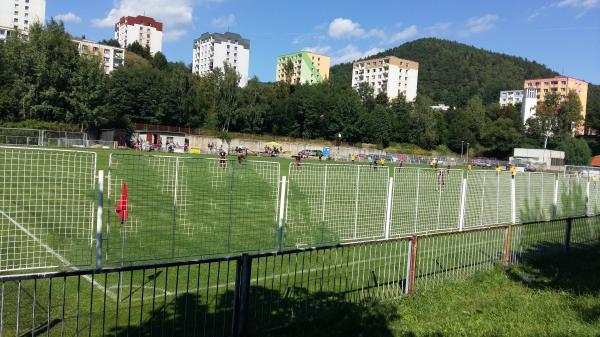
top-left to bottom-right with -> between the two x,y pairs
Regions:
116,16 -> 163,32
194,32 -> 250,49
591,155 -> 600,167
352,55 -> 419,68
71,38 -> 125,50
523,76 -> 588,84
277,51 -> 330,59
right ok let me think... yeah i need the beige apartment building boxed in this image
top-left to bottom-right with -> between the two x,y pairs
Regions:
351,56 -> 419,102
523,76 -> 588,118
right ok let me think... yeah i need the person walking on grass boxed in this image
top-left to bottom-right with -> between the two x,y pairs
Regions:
219,149 -> 227,169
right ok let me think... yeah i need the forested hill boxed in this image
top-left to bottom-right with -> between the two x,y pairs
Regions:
330,38 -> 562,107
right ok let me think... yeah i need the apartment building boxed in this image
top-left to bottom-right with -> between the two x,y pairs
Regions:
499,90 -> 524,106
351,56 -> 418,102
524,76 -> 588,118
192,32 -> 250,87
72,39 -> 125,74
115,15 -> 163,55
0,0 -> 45,40
275,51 -> 330,84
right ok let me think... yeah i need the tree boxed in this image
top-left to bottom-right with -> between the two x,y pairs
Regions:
126,41 -> 151,59
98,38 -> 121,48
150,52 -> 168,70
557,138 -> 591,165
281,59 -> 295,85
527,92 -> 582,146
209,63 -> 241,132
408,95 -> 440,149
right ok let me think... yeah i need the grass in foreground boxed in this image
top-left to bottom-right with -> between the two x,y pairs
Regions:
269,243 -> 600,337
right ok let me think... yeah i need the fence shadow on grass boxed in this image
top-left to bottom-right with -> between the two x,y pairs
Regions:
506,242 -> 600,326
108,284 -> 398,337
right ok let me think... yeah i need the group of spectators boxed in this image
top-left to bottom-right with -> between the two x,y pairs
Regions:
133,138 -> 189,153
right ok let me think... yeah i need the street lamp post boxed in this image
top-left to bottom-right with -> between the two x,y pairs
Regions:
337,133 -> 342,160
466,142 -> 470,165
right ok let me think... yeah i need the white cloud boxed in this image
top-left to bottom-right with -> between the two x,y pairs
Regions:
464,14 -> 499,34
54,12 -> 82,24
554,0 -> 599,17
332,44 -> 382,64
327,17 -> 419,46
427,22 -> 452,35
555,0 -> 599,9
92,0 -> 194,42
328,18 -> 366,39
302,45 -> 332,55
528,11 -> 541,21
387,25 -> 418,43
210,14 -> 236,28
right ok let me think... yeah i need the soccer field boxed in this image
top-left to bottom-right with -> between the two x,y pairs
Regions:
2,146 -> 600,336
0,146 -> 596,272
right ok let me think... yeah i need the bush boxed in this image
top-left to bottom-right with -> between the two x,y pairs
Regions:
0,120 -> 80,132
557,138 -> 592,165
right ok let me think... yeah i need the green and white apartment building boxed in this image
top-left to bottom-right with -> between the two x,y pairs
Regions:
276,51 -> 331,85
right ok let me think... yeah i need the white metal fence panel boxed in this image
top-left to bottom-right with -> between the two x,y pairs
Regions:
515,172 -> 556,223
463,171 -> 512,228
556,174 -> 586,218
0,146 -> 96,272
284,163 -> 388,247
107,154 -> 280,263
390,167 -> 463,237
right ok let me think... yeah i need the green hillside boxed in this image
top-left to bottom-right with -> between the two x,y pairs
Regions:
330,38 -> 597,111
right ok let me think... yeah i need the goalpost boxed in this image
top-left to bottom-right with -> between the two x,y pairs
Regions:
0,146 -> 97,272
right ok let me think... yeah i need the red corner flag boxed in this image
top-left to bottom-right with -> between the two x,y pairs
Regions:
116,183 -> 128,224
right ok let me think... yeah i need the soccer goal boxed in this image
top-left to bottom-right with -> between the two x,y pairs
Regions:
0,146 -> 97,272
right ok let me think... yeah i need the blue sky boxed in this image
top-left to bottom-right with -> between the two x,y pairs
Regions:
48,0 -> 600,83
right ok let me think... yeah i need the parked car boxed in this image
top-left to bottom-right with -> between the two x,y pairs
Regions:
299,149 -> 323,158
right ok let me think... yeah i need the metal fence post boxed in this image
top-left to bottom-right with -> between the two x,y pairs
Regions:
585,180 -> 591,217
277,176 -> 287,251
172,157 -> 180,258
96,170 -> 104,270
354,166 -> 361,239
511,173 -> 516,224
384,177 -> 394,239
502,224 -> 513,268
553,174 -> 559,219
322,165 -> 328,223
564,217 -> 573,253
458,177 -> 467,231
232,254 -> 252,337
407,235 -> 418,295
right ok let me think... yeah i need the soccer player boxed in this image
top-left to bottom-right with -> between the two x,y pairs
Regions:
219,149 -> 227,169
495,165 -> 501,174
379,158 -> 385,166
294,153 -> 302,170
237,151 -> 245,164
437,167 -> 447,190
351,153 -> 356,163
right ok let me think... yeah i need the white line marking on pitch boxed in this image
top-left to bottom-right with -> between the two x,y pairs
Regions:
0,210 -> 117,301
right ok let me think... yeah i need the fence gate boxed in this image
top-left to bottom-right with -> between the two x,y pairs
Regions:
0,146 -> 97,272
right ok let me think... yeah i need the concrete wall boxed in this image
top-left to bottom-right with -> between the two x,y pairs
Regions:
185,135 -> 386,159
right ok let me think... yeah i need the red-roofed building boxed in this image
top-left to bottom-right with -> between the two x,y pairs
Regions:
115,15 -> 163,55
